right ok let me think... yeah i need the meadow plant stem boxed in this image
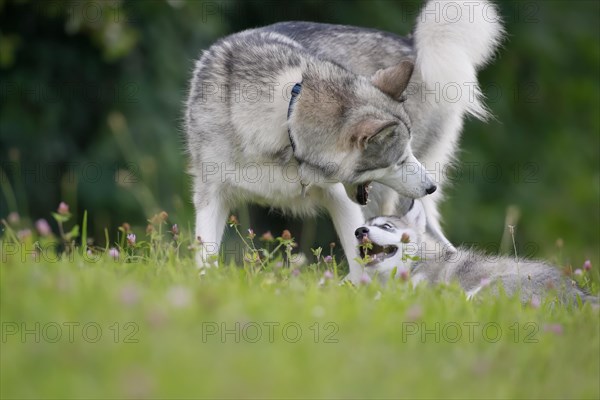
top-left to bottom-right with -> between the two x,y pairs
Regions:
285,245 -> 292,269
268,242 -> 285,260
509,224 -> 522,292
232,225 -> 266,269
56,220 -> 71,253
1,219 -> 19,243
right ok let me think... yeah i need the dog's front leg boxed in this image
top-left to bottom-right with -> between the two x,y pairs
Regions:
193,190 -> 229,268
323,183 -> 366,283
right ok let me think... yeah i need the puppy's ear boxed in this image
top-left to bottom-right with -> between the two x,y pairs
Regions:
350,119 -> 397,150
404,199 -> 426,234
371,60 -> 414,100
426,221 -> 456,253
412,199 -> 457,253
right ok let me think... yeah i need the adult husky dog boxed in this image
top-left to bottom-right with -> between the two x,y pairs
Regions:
185,1 -> 503,281
355,200 -> 597,304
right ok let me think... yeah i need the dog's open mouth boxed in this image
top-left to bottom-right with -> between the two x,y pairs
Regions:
359,241 -> 398,266
356,181 -> 372,205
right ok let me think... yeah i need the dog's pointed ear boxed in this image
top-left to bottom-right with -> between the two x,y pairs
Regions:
371,60 -> 414,100
350,119 -> 398,150
406,200 -> 458,253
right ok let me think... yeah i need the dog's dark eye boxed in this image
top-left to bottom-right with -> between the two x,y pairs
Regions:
381,223 -> 393,230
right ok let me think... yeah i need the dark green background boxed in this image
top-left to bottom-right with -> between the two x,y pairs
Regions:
1,0 -> 598,269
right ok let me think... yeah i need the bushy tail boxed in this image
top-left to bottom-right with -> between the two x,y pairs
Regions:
413,0 -> 504,120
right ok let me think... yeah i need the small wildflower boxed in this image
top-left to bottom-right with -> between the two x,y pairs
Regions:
17,229 -> 32,241
260,231 -> 274,241
146,224 -> 154,235
244,252 -> 260,263
127,233 -> 137,246
324,270 -> 334,280
400,232 -> 410,244
574,268 -> 583,276
228,215 -> 239,226
291,268 -> 300,277
171,224 -> 179,235
281,229 -> 292,240
530,296 -> 541,309
399,270 -> 409,281
57,202 -> 70,215
583,260 -> 592,271
329,242 -> 336,249
121,223 -> 131,233
359,274 -> 371,284
120,284 -> 140,306
324,255 -> 333,263
361,236 -> 371,244
167,286 -> 192,308
405,305 -> 423,321
7,212 -> 20,225
247,228 -> 256,240
35,219 -> 52,236
109,247 -> 120,260
543,323 -> 563,335
159,211 -> 168,221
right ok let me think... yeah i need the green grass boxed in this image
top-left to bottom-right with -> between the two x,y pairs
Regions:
1,215 -> 599,399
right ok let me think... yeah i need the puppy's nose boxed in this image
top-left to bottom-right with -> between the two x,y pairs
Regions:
355,227 -> 369,239
425,184 -> 437,195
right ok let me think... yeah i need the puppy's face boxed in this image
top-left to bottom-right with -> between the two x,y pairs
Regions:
355,200 -> 427,283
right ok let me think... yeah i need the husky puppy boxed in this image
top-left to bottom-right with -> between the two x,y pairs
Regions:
356,200 -> 597,304
185,1 -> 503,281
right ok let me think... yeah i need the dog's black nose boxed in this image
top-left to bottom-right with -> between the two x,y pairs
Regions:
425,185 -> 437,195
355,227 -> 369,239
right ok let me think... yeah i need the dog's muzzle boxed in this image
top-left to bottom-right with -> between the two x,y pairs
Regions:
355,227 -> 398,266
355,226 -> 369,239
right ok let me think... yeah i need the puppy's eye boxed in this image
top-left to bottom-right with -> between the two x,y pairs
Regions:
381,223 -> 393,230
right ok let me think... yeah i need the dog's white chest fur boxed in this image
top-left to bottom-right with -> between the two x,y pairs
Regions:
220,163 -> 330,216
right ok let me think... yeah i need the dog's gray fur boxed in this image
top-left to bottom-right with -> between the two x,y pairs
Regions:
358,201 -> 597,304
267,1 -> 504,245
185,1 -> 504,281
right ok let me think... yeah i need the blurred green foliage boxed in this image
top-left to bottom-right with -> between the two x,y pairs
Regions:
0,0 -> 598,268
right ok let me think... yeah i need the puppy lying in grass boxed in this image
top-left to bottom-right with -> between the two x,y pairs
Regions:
355,200 -> 597,304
